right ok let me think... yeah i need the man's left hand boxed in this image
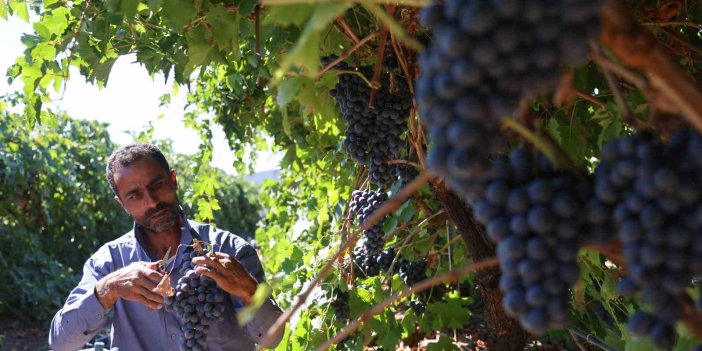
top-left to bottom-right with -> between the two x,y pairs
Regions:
192,252 -> 258,305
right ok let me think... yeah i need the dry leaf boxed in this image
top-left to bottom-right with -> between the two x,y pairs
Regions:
153,273 -> 174,297
658,1 -> 683,22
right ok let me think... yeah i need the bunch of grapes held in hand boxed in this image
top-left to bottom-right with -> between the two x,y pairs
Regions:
164,248 -> 227,351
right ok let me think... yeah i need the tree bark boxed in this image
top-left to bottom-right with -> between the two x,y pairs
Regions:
431,179 -> 528,351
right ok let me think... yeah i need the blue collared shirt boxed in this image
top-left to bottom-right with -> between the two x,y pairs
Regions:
48,218 -> 283,351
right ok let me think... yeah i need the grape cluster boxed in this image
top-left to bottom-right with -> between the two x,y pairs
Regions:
398,259 -> 428,287
349,189 -> 389,225
330,290 -> 350,321
327,59 -> 412,186
472,148 -> 595,335
416,0 -> 602,201
164,249 -> 226,351
349,190 -> 389,277
596,130 -> 702,349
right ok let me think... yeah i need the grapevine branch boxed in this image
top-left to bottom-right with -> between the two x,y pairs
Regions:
601,0 -> 702,133
313,257 -> 500,351
574,90 -> 606,108
316,31 -> 381,79
591,42 -> 634,123
368,30 -> 388,108
259,172 -> 434,347
335,17 -> 360,44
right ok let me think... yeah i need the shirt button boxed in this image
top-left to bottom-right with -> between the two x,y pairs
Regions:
171,334 -> 176,340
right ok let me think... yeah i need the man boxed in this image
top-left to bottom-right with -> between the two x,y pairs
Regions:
48,142 -> 284,351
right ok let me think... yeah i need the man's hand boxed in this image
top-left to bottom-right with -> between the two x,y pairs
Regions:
95,262 -> 165,310
192,252 -> 258,305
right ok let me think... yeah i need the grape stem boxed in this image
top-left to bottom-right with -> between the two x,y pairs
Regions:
601,0 -> 702,134
259,172 -> 434,347
501,118 -> 580,175
313,257 -> 500,351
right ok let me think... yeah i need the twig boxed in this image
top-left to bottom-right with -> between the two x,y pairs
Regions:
567,326 -> 621,351
335,17 -> 360,44
313,258 -> 500,351
601,0 -> 702,134
368,31 -> 388,108
386,159 -> 420,169
575,90 -> 606,108
316,31 -> 381,78
591,42 -> 635,123
568,329 -> 589,351
641,20 -> 702,31
589,53 -> 647,91
259,172 -> 434,347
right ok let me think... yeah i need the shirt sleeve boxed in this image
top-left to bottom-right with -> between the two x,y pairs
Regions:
233,243 -> 285,347
48,246 -> 113,351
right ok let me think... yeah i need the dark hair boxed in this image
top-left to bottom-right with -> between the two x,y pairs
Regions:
106,142 -> 171,195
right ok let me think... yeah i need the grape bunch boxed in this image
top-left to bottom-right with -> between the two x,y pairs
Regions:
472,148 -> 595,335
596,130 -> 702,349
398,259 -> 428,287
416,0 -> 603,201
349,190 -> 389,277
330,290 -> 350,321
164,249 -> 226,351
327,59 -> 412,186
349,189 -> 389,225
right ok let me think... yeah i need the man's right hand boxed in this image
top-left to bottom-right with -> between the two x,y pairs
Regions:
94,262 -> 164,310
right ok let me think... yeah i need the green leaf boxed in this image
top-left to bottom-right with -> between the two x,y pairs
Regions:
206,5 -> 240,52
9,0 -> 29,22
426,335 -> 460,351
277,77 -> 304,107
236,282 -> 273,325
0,0 -> 9,20
31,42 -> 57,62
265,4 -> 314,27
275,3 -> 349,81
184,26 -> 215,77
238,0 -> 258,16
121,0 -> 140,20
92,57 -> 117,84
161,0 -> 196,32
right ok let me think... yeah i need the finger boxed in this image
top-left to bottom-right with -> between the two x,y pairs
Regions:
210,251 -> 232,260
194,265 -> 224,282
138,276 -> 160,291
192,255 -> 226,272
139,287 -> 165,307
141,268 -> 164,283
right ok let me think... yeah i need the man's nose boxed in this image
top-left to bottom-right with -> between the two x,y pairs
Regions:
144,189 -> 159,207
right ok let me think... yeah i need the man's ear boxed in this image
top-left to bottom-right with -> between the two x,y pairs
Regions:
171,170 -> 177,188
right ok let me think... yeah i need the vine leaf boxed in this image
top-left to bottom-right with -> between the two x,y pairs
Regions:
160,0 -> 196,32
274,3 -> 350,82
236,282 -> 273,325
207,5 -> 241,54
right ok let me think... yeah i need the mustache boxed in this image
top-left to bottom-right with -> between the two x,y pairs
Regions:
144,202 -> 177,219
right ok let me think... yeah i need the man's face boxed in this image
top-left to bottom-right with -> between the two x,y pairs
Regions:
113,157 -> 180,233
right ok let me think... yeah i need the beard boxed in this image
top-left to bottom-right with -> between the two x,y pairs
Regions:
137,201 -> 181,233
